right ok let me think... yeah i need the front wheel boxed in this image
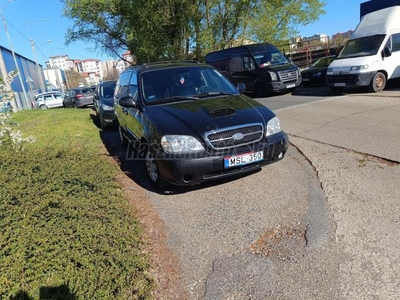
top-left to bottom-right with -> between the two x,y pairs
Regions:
255,83 -> 267,97
39,104 -> 48,109
145,149 -> 167,189
370,72 -> 386,92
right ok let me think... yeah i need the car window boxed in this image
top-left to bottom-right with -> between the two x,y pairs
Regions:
115,71 -> 132,99
44,95 -> 53,100
101,85 -> 115,97
141,66 -> 238,104
82,88 -> 94,94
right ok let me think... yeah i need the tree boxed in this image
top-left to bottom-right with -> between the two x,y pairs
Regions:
61,0 -> 326,62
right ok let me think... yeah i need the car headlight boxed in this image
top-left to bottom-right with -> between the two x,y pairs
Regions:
161,135 -> 204,153
266,116 -> 281,136
350,65 -> 369,71
268,71 -> 278,81
101,104 -> 114,111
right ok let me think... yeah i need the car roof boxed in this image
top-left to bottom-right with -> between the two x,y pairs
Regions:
124,60 -> 208,72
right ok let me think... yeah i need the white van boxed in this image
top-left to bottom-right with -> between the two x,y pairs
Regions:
326,5 -> 400,92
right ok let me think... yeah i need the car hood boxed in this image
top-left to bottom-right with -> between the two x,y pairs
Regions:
145,94 -> 276,140
302,67 -> 326,74
101,97 -> 114,106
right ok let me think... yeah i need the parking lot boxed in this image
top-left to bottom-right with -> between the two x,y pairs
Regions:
102,85 -> 400,299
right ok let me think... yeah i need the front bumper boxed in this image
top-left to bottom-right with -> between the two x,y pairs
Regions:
326,71 -> 375,88
156,131 -> 289,186
100,110 -> 117,124
265,77 -> 302,92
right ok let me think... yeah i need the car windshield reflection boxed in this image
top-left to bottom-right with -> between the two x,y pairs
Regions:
141,66 -> 239,104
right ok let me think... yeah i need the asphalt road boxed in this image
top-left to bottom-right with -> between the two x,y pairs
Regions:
102,85 -> 400,299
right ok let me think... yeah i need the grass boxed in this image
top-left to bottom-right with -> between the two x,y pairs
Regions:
0,108 -> 155,299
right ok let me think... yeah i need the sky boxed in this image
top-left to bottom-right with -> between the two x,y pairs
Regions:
0,0 -> 366,67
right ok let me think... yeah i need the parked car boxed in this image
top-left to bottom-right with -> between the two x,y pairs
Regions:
33,91 -> 64,109
114,61 -> 289,189
205,43 -> 301,96
301,55 -> 336,86
62,87 -> 95,108
93,80 -> 117,129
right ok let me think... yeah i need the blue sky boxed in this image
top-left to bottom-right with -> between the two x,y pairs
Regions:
0,0 -> 365,67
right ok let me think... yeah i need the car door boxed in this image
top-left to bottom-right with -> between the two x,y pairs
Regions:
386,33 -> 400,79
44,94 -> 57,108
63,90 -> 74,107
125,71 -> 142,140
114,71 -> 133,132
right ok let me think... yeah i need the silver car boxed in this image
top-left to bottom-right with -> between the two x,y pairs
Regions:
33,92 -> 64,109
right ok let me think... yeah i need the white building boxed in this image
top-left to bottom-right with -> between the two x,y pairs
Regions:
43,68 -> 67,91
48,55 -> 76,71
75,59 -> 103,78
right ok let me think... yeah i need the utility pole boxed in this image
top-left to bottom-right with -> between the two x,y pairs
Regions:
27,19 -> 49,94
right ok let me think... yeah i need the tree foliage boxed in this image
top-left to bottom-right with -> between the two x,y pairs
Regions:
62,0 -> 326,63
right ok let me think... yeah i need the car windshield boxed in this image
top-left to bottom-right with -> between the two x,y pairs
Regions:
338,35 -> 385,58
253,51 -> 289,67
141,66 -> 239,104
101,85 -> 116,98
311,56 -> 335,68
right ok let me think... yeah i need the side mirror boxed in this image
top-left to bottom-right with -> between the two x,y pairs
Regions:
236,82 -> 246,93
119,96 -> 137,108
383,47 -> 392,58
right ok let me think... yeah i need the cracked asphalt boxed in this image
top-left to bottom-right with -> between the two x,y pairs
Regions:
128,91 -> 400,299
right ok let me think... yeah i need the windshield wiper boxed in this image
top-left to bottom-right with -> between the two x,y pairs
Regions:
151,95 -> 200,104
197,92 -> 235,98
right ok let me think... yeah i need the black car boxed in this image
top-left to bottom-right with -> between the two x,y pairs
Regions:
93,80 -> 117,129
114,61 -> 289,189
63,87 -> 95,108
301,55 -> 336,86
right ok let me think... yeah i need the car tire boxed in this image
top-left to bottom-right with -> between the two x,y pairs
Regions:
39,104 -> 48,109
73,102 -> 78,108
255,83 -> 267,98
145,148 -> 167,189
99,114 -> 106,130
369,72 -> 386,92
330,87 -> 344,93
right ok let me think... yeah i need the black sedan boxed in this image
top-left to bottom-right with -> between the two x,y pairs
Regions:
301,55 -> 336,86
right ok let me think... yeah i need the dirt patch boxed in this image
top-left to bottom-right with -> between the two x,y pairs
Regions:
249,224 -> 307,261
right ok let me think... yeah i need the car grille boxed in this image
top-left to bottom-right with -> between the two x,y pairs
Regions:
278,70 -> 298,83
206,124 -> 264,150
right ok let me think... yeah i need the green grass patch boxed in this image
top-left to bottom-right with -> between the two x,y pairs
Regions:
0,109 -> 154,299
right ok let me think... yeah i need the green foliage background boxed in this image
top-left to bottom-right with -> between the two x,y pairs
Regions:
0,109 -> 154,299
61,0 -> 326,63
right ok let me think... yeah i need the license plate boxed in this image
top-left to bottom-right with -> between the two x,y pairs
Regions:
224,151 -> 264,168
286,84 -> 296,89
334,83 -> 346,87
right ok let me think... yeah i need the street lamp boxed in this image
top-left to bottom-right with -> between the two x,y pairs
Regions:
39,39 -> 52,91
0,0 -> 30,110
27,18 -> 49,93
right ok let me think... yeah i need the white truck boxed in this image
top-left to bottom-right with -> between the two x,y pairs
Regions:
326,1 -> 400,92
